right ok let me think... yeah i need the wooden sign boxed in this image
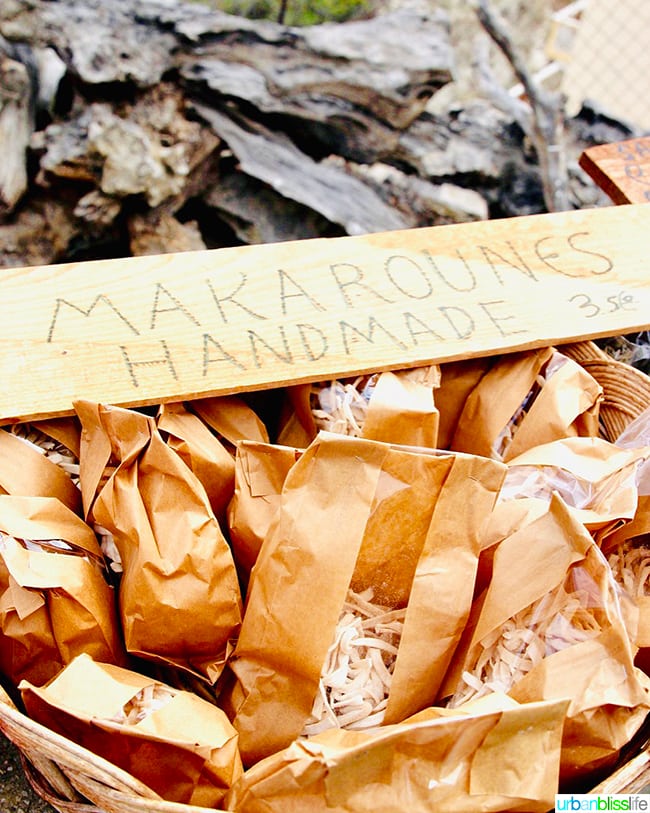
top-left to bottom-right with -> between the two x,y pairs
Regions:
579,137 -> 650,204
2,202 -> 650,424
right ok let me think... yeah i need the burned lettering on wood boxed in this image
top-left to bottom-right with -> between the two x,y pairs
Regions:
2,204 -> 650,422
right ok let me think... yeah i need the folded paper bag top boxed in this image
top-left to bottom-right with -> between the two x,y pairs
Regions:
224,695 -> 569,813
223,431 -> 506,765
19,653 -> 244,808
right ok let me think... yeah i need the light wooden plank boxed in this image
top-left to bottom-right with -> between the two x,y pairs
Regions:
2,203 -> 650,424
580,137 -> 650,204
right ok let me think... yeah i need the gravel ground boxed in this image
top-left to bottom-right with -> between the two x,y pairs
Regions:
0,733 -> 58,813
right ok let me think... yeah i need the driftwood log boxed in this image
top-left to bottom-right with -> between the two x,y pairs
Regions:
0,0 -> 641,268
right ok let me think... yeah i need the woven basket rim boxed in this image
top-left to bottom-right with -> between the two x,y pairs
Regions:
3,690 -> 650,810
0,685 -> 226,812
0,688 -> 159,801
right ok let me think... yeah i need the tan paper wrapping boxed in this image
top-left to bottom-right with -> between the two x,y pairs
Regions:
0,428 -> 82,514
277,366 -> 440,449
599,495 -> 650,651
157,401 -> 236,524
435,356 -> 492,450
0,496 -> 125,690
450,348 -> 602,462
189,394 -> 270,449
442,495 -> 650,784
28,416 -> 82,458
20,653 -> 243,808
225,697 -> 568,813
227,441 -> 302,580
360,366 -> 440,448
500,436 -> 650,536
223,432 -> 505,765
74,400 -> 242,682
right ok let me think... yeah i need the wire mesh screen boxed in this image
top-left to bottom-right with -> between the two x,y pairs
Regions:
558,0 -> 650,131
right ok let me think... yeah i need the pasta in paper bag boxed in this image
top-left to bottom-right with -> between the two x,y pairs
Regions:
442,494 -> 650,784
450,348 -> 602,462
0,427 -> 82,514
20,653 -> 243,808
500,436 -> 650,538
74,400 -> 242,683
0,495 -> 125,692
277,365 -> 440,449
10,417 -> 81,484
601,499 -> 650,658
222,432 -> 505,765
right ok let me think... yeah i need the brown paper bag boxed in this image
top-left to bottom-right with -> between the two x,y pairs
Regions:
20,653 -> 243,808
74,400 -> 242,683
223,432 -> 505,765
225,696 -> 569,813
450,348 -> 602,462
189,394 -> 270,452
226,440 -> 302,581
0,495 -> 125,691
600,496 -> 650,653
441,494 -> 650,784
435,356 -> 493,450
157,401 -> 236,524
11,416 -> 82,472
500,436 -> 650,537
0,427 -> 82,514
277,366 -> 440,449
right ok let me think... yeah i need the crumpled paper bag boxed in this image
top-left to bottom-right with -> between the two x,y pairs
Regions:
189,394 -> 269,452
500,436 -> 650,538
226,440 -> 302,583
20,653 -> 243,808
450,348 -> 602,462
225,694 -> 569,813
223,432 -> 505,765
277,365 -> 440,449
74,399 -> 242,683
435,356 -> 493,450
157,401 -> 236,525
441,494 -> 650,784
0,495 -> 125,691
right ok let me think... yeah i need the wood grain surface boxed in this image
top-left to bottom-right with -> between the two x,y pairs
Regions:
2,202 -> 650,424
580,137 -> 650,204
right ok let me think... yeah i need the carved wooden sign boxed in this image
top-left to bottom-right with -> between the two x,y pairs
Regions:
2,202 -> 650,423
580,137 -> 650,204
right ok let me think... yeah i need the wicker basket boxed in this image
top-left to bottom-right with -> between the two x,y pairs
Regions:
1,340 -> 650,813
559,341 -> 650,441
